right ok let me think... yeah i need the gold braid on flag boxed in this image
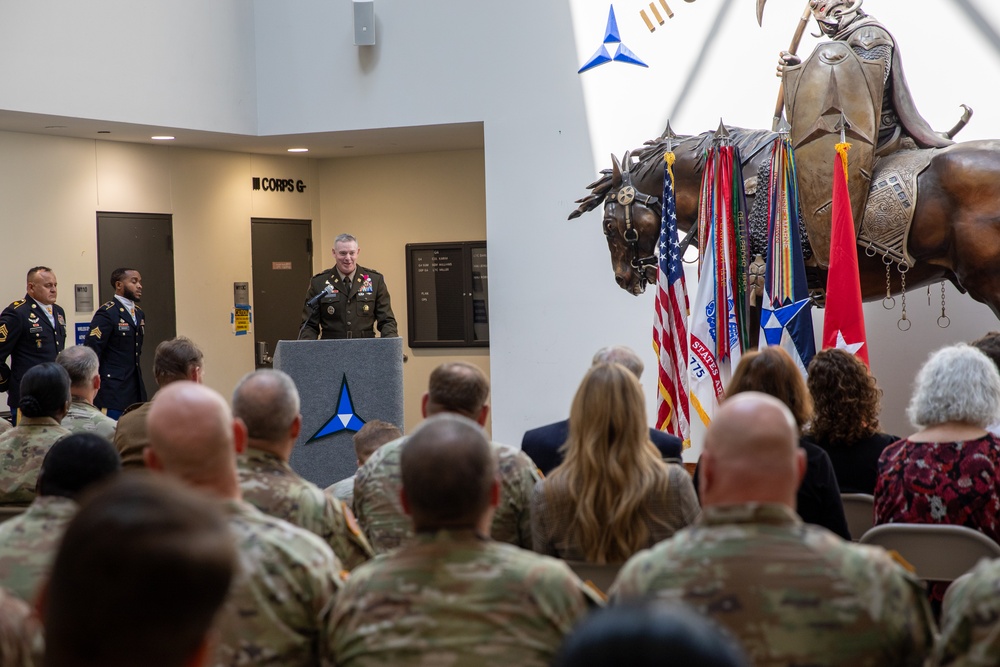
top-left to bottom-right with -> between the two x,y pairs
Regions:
836,142 -> 851,179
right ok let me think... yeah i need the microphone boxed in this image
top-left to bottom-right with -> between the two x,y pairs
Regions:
306,284 -> 335,309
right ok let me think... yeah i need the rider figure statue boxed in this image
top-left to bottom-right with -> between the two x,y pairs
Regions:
779,0 -> 953,155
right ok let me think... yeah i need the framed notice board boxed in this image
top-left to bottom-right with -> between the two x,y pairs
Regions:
405,242 -> 489,348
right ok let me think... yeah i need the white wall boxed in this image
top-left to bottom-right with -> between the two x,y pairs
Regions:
1,0 -> 999,450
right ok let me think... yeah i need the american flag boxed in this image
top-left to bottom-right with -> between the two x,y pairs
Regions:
652,152 -> 691,446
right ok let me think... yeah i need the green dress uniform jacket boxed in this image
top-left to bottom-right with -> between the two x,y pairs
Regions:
299,266 -> 397,339
0,296 -> 67,417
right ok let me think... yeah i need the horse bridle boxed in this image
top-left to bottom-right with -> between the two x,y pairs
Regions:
606,166 -> 661,279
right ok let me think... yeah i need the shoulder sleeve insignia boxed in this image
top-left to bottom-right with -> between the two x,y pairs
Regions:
342,503 -> 364,538
88,327 -> 102,339
0,323 -> 7,343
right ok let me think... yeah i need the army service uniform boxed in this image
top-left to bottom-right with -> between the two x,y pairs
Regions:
611,503 -> 934,666
83,299 -> 146,413
61,397 -> 117,442
354,436 -> 541,554
0,495 -> 77,602
0,296 -> 67,418
328,529 -> 600,667
237,447 -> 374,571
299,266 -> 397,339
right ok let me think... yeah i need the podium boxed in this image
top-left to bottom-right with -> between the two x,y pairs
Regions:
274,338 -> 404,488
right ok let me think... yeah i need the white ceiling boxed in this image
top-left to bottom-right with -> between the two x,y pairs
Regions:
0,110 -> 484,159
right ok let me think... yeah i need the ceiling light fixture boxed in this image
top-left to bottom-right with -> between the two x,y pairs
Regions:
287,147 -> 309,153
151,135 -> 175,141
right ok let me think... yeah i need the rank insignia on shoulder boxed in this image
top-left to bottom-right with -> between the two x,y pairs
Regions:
89,328 -> 102,339
0,323 -> 6,343
10,300 -> 25,308
101,302 -> 115,310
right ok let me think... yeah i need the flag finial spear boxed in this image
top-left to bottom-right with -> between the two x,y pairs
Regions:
777,117 -> 791,136
835,112 -> 850,144
663,120 -> 678,153
714,120 -> 730,146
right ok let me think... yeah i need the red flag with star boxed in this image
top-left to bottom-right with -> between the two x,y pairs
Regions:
822,142 -> 869,366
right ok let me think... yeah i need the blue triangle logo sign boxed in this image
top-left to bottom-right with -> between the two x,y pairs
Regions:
308,374 -> 366,442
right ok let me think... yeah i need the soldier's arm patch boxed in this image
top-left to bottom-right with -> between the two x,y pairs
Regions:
0,324 -> 6,343
88,328 -> 102,340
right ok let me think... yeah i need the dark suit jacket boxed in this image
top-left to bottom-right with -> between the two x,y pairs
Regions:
0,295 -> 67,415
84,299 -> 147,412
521,419 -> 683,476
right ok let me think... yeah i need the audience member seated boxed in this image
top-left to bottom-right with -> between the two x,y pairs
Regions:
114,336 -> 203,469
804,349 -> 899,494
531,362 -> 698,563
233,369 -> 373,570
874,343 -> 1000,605
0,362 -> 71,507
0,586 -> 37,667
0,433 -> 120,602
329,414 -> 600,666
934,557 -> 1000,665
552,601 -> 748,667
145,381 -> 342,665
611,392 -> 934,665
521,346 -> 682,475
42,474 -> 237,667
971,331 -> 1000,437
694,347 -> 850,538
56,346 -> 116,441
355,362 -> 539,553
328,419 -> 401,508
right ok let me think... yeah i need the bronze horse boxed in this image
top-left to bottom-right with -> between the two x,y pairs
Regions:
570,127 -> 1000,320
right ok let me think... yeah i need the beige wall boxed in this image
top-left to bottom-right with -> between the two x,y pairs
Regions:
318,150 -> 490,435
0,131 -> 488,430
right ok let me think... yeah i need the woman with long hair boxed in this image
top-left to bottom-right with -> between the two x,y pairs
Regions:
530,363 -> 698,564
805,349 -> 898,494
714,346 -> 850,539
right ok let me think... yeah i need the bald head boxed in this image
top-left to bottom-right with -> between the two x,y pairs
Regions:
700,392 -> 804,508
401,414 -> 498,532
232,370 -> 301,458
145,382 -> 246,498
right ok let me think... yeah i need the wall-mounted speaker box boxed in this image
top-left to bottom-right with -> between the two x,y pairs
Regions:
354,1 -> 375,46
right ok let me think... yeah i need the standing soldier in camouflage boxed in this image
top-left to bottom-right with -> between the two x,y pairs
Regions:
0,266 -> 67,424
232,369 -> 374,571
354,362 -> 540,553
0,363 -> 71,507
0,433 -> 120,602
145,381 -> 342,666
611,393 -> 934,666
330,414 -> 600,666
56,346 -> 117,441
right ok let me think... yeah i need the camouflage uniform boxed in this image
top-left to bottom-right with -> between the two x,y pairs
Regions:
237,448 -> 373,571
0,496 -> 76,602
355,436 -> 540,553
0,421 -> 10,436
61,397 -> 116,441
328,529 -> 600,666
216,499 -> 343,666
611,504 -> 934,666
328,475 -> 354,509
934,558 -> 1000,666
0,418 -> 70,507
0,586 -> 39,667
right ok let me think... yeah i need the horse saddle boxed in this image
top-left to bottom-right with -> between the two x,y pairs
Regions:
784,41 -> 884,268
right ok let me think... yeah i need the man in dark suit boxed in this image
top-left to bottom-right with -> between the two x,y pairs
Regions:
298,233 -> 397,340
521,346 -> 683,475
0,266 -> 68,423
84,268 -> 146,419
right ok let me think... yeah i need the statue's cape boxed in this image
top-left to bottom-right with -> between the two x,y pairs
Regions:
836,16 -> 953,149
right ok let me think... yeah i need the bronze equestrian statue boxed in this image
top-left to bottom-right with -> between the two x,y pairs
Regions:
572,1 -> 1000,321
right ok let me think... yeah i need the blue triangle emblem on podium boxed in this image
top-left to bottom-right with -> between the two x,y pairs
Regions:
578,5 -> 648,73
308,374 -> 366,442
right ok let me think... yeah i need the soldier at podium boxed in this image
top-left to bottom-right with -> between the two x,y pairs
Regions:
299,233 -> 398,340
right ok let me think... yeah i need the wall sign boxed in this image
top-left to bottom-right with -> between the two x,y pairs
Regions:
252,177 -> 307,193
405,241 -> 488,348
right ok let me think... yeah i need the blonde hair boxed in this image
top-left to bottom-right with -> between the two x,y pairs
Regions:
545,363 -> 671,564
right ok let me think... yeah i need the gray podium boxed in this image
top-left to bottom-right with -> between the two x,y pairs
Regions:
274,337 -> 404,488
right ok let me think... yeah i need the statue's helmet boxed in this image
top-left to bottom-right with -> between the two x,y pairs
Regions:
809,0 -> 863,35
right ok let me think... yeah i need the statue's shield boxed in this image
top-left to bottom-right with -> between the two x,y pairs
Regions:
783,41 -> 884,267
